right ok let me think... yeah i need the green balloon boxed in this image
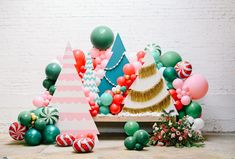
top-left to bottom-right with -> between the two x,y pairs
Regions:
133,130 -> 150,146
24,128 -> 42,146
135,143 -> 144,151
45,63 -> 61,81
34,118 -> 46,131
178,110 -> 186,119
160,51 -> 182,67
156,62 -> 163,69
163,67 -> 178,82
32,108 -> 43,117
124,136 -> 137,150
42,78 -> 55,90
99,106 -> 110,115
185,102 -> 202,118
124,121 -> 140,136
120,86 -> 127,93
42,125 -> 60,144
167,82 -> 174,89
49,85 -> 56,95
18,111 -> 32,127
90,26 -> 114,50
100,93 -> 113,106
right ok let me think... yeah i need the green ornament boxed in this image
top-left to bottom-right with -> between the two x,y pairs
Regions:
34,118 -> 46,131
178,110 -> 186,119
167,82 -> 174,89
42,78 -> 55,90
24,128 -> 42,146
160,51 -> 182,67
124,121 -> 140,136
156,62 -> 163,69
42,125 -> 60,144
90,26 -> 114,50
133,130 -> 150,146
49,85 -> 56,95
120,86 -> 127,93
99,106 -> 110,115
100,93 -> 113,106
124,136 -> 137,150
45,63 -> 61,81
18,111 -> 32,127
135,143 -> 144,151
185,101 -> 202,118
32,107 -> 43,117
39,107 -> 59,125
163,67 -> 178,82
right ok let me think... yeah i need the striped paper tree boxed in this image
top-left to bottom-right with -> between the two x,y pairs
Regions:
50,42 -> 99,140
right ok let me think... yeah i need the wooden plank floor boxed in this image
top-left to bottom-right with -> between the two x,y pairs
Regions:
0,133 -> 234,159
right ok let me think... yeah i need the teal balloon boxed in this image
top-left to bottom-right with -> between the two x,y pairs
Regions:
18,111 -> 32,127
45,63 -> 61,81
34,118 -> 46,131
90,26 -> 114,50
124,121 -> 140,136
42,78 -> 55,90
99,106 -> 110,115
135,143 -> 144,151
100,93 -> 113,106
120,86 -> 127,93
185,101 -> 202,118
167,82 -> 174,89
133,130 -> 150,146
163,67 -> 178,82
156,62 -> 163,69
124,136 -> 137,150
160,51 -> 182,67
178,110 -> 186,119
49,85 -> 56,95
32,108 -> 43,117
24,128 -> 42,146
42,125 -> 60,144
151,50 -> 161,64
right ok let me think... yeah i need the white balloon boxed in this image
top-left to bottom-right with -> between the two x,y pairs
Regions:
192,118 -> 204,131
112,87 -> 117,93
187,116 -> 194,124
116,85 -> 121,89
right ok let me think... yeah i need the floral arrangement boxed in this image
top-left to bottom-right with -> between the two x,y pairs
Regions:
149,114 -> 204,147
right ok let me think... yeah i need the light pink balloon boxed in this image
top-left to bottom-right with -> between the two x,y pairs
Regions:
90,48 -> 99,58
173,78 -> 184,89
176,88 -> 182,94
182,85 -> 189,91
32,96 -> 45,107
177,94 -> 182,99
47,95 -> 52,100
181,95 -> 191,105
183,74 -> 209,100
41,94 -> 48,100
43,100 -> 50,106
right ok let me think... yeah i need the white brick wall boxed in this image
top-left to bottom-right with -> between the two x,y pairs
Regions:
0,0 -> 234,132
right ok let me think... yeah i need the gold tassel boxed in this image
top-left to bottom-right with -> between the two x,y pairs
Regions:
129,79 -> 164,102
122,94 -> 171,114
139,64 -> 157,78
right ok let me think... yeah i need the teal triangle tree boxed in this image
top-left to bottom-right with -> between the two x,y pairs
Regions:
98,34 -> 129,95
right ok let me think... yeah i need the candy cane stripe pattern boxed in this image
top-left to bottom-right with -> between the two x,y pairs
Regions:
174,61 -> 192,79
39,107 -> 59,125
73,138 -> 95,153
9,122 -> 27,140
56,134 -> 75,146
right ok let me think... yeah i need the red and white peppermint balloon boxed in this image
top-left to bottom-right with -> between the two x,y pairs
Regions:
73,138 -> 95,153
9,122 -> 27,141
56,134 -> 75,147
174,61 -> 192,79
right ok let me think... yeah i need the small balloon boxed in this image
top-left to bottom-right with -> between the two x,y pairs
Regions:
32,96 -> 45,107
117,76 -> 126,86
100,93 -> 113,106
99,106 -> 110,115
110,103 -> 122,115
124,121 -> 140,136
192,118 -> 205,130
172,78 -> 184,89
24,128 -> 42,146
181,95 -> 191,105
123,64 -> 136,75
124,136 -> 137,150
45,63 -> 61,81
163,67 -> 178,82
185,101 -> 202,118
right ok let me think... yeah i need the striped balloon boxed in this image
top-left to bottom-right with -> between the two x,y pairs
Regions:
39,107 -> 59,125
9,122 -> 27,140
73,138 -> 95,153
174,61 -> 192,79
56,134 -> 75,146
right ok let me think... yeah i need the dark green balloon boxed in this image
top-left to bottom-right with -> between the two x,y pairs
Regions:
160,51 -> 182,67
18,111 -> 32,127
124,121 -> 140,136
24,128 -> 42,146
135,143 -> 144,151
32,108 -> 43,117
178,110 -> 186,119
163,67 -> 178,82
120,86 -> 127,93
34,118 -> 46,131
185,101 -> 202,119
124,136 -> 137,150
167,82 -> 174,89
49,85 -> 56,95
43,78 -> 55,90
42,125 -> 60,144
133,130 -> 150,146
90,26 -> 114,50
45,63 -> 61,81
99,106 -> 110,115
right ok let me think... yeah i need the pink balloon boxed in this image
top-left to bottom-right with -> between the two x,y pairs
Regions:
32,96 -> 45,107
177,94 -> 182,99
173,78 -> 184,89
43,100 -> 50,106
95,57 -> 101,64
47,95 -> 52,100
176,88 -> 182,94
183,74 -> 209,100
182,85 -> 189,91
181,95 -> 191,105
41,94 -> 48,100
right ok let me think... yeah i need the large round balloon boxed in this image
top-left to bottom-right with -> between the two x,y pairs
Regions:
42,125 -> 60,144
124,121 -> 140,136
133,130 -> 150,146
160,51 -> 182,67
100,93 -> 113,106
34,118 -> 46,131
18,111 -> 32,127
183,74 -> 208,100
90,26 -> 114,50
24,128 -> 42,146
163,67 -> 178,82
124,136 -> 137,150
45,63 -> 61,81
43,79 -> 55,90
185,101 -> 202,118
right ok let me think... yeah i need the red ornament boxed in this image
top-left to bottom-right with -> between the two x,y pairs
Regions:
86,133 -> 95,141
80,66 -> 86,73
117,76 -> 126,86
113,94 -> 124,105
105,90 -> 115,97
168,89 -> 178,101
73,49 -> 86,67
9,122 -> 27,141
174,61 -> 192,79
123,64 -> 136,75
175,100 -> 183,111
110,103 -> 122,115
137,51 -> 146,60
73,138 -> 95,153
56,134 -> 75,147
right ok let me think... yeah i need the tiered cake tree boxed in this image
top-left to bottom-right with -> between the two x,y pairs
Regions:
50,43 -> 99,139
122,51 -> 177,115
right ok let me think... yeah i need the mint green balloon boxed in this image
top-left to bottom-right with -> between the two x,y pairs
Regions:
124,121 -> 140,136
100,93 -> 113,106
160,51 -> 182,67
32,108 -> 43,117
24,128 -> 42,146
99,106 -> 110,115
